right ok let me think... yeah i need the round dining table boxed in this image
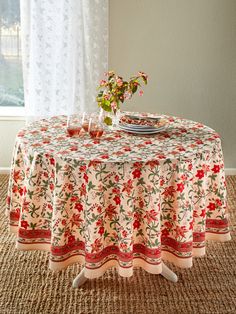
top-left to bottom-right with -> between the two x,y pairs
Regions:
6,112 -> 231,287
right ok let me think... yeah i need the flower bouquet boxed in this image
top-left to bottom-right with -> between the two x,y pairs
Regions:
96,71 -> 148,126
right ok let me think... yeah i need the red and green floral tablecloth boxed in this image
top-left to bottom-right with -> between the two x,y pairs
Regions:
6,113 -> 231,278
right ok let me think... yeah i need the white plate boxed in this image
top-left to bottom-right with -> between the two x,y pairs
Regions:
124,114 -> 161,121
119,125 -> 166,134
120,123 -> 159,130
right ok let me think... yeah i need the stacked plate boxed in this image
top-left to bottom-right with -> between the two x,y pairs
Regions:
119,115 -> 167,135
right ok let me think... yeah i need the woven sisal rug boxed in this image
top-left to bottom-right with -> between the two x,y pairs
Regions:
0,174 -> 235,314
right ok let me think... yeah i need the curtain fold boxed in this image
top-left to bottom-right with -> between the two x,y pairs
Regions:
20,0 -> 108,119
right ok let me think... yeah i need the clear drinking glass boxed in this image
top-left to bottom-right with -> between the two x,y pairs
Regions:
88,116 -> 104,138
66,114 -> 83,137
82,112 -> 91,132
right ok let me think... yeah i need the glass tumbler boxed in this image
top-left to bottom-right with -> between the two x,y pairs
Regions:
88,116 -> 104,139
66,114 -> 83,137
82,112 -> 91,132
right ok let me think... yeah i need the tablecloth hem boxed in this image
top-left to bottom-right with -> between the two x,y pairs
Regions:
16,242 -> 51,252
15,241 -> 164,277
15,241 -> 194,275
206,232 -> 231,242
9,225 -> 18,234
49,257 -> 163,278
84,258 -> 163,279
12,231 -> 231,277
162,251 -> 193,268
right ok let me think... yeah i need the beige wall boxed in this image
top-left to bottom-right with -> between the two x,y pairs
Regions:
109,0 -> 236,168
0,119 -> 25,168
0,0 -> 236,168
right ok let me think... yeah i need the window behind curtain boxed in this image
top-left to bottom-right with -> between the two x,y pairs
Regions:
0,0 -> 24,107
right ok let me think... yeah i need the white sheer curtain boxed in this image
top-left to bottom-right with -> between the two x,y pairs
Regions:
20,0 -> 108,119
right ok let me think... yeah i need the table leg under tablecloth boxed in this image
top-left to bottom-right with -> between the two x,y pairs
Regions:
72,262 -> 178,288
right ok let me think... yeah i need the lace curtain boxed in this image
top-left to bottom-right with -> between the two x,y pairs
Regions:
20,0 -> 108,119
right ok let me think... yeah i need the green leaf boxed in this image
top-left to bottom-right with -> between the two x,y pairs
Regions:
56,163 -> 62,174
29,155 -> 34,164
164,159 -> 172,165
28,190 -> 34,199
142,76 -> 147,85
104,230 -> 110,239
137,177 -> 145,185
132,85 -> 138,93
101,101 -> 112,112
104,116 -> 112,126
88,181 -> 96,192
195,180 -> 203,187
209,174 -> 217,181
47,212 -> 52,219
30,223 -> 37,230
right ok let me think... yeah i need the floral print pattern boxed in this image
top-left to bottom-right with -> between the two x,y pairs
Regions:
6,113 -> 231,278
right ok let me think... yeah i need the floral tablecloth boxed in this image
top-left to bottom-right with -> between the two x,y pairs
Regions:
6,113 -> 231,278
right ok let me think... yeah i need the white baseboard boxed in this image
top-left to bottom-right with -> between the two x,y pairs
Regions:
1,167 -> 236,175
0,167 -> 10,174
224,168 -> 236,176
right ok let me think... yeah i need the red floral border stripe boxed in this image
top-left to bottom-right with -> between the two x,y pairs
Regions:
206,218 -> 229,228
15,216 -> 229,263
161,249 -> 195,259
193,232 -> 205,242
84,257 -> 162,269
19,228 -> 51,239
85,244 -> 161,262
161,237 -> 192,252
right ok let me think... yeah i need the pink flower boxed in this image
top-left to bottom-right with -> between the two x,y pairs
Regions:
103,93 -> 111,100
110,102 -> 117,110
104,70 -> 115,77
139,90 -> 144,96
116,78 -> 123,87
124,91 -> 132,100
138,71 -> 148,80
99,80 -> 106,86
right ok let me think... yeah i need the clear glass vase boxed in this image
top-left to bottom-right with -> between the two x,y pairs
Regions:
100,108 -> 121,130
111,109 -> 121,129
